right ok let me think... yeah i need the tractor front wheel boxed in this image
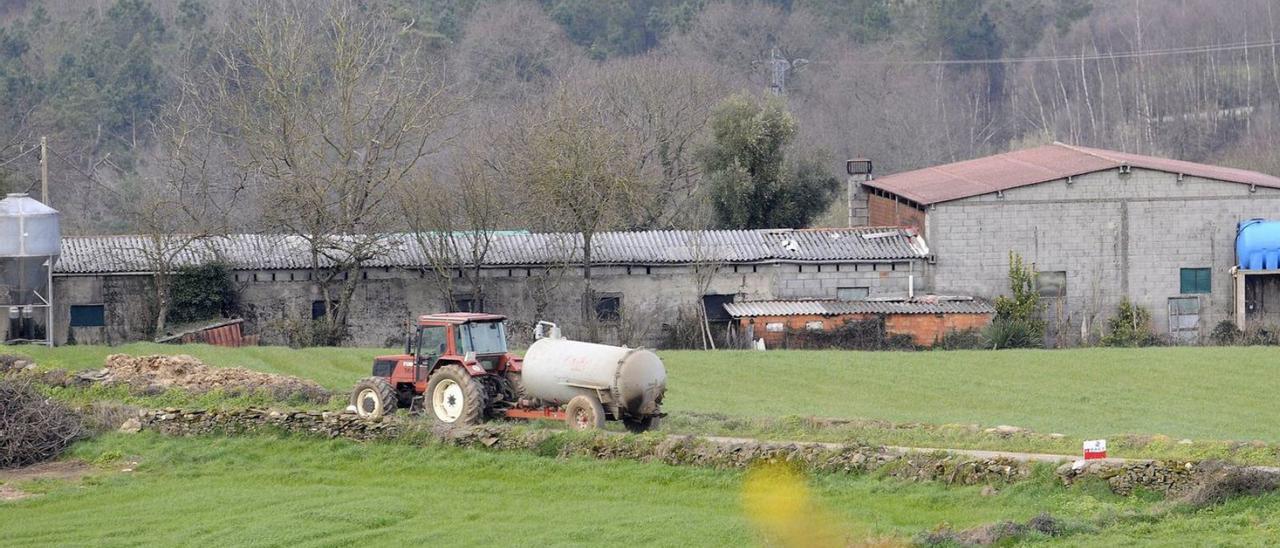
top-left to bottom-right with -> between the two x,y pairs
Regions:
426,365 -> 486,426
565,395 -> 606,431
351,377 -> 398,419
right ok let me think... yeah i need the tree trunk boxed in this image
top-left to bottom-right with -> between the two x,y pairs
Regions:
153,275 -> 170,339
582,231 -> 596,342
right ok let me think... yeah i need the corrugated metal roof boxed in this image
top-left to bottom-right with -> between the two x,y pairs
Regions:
723,298 -> 995,317
863,142 -> 1280,205
55,227 -> 929,274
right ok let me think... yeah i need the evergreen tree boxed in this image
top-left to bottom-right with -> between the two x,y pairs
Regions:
702,93 -> 838,229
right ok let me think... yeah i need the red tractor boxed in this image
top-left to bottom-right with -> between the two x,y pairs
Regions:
349,313 -> 666,432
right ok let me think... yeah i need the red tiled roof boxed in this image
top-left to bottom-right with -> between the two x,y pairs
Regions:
863,142 -> 1280,205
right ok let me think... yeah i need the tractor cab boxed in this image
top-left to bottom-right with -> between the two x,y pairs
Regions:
414,313 -> 510,367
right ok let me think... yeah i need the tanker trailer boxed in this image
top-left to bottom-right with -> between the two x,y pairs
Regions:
517,322 -> 666,432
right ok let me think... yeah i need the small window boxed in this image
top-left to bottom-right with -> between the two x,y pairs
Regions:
702,294 -> 735,322
312,300 -> 339,320
594,295 -> 621,322
453,294 -> 480,313
1180,268 -> 1211,294
1036,271 -> 1067,298
70,305 -> 105,327
837,287 -> 870,301
765,322 -> 785,332
805,320 -> 824,331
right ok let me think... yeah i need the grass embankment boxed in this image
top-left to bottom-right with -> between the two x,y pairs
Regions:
11,344 -> 1280,462
5,433 -> 1278,546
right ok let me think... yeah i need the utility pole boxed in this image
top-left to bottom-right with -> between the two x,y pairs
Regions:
39,136 -> 48,203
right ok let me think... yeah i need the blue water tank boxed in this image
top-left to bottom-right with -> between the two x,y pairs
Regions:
1236,219 -> 1280,270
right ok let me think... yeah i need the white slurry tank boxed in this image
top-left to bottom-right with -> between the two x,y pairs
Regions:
520,322 -> 667,432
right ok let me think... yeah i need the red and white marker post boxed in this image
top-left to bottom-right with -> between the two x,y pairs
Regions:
1083,439 -> 1107,460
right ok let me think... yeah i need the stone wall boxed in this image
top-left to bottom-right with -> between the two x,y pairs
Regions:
127,408 -> 1029,486
926,168 -> 1280,344
125,407 -> 1279,499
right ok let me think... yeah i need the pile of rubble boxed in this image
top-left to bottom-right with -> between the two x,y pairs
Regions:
84,354 -> 331,403
0,354 -> 36,375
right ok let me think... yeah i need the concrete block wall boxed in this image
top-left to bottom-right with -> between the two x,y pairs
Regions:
773,262 -> 920,299
928,168 -> 1280,343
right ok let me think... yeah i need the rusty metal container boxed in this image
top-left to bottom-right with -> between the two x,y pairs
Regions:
521,334 -> 666,418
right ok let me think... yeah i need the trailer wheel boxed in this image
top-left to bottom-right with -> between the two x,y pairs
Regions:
623,416 -> 661,434
427,365 -> 486,426
350,377 -> 398,418
565,395 -> 606,431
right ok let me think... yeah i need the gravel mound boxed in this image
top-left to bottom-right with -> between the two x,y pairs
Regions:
98,354 -> 331,403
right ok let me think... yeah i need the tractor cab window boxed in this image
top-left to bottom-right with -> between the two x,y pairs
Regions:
418,325 -> 448,358
457,321 -> 508,355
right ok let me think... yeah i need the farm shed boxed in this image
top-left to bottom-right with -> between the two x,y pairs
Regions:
7,227 -> 935,348
724,297 -> 994,348
860,142 -> 1280,345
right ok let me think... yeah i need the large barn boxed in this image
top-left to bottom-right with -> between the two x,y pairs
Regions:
6,228 -> 946,348
859,142 -> 1280,344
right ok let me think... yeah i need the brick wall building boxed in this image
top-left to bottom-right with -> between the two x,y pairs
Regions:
861,143 -> 1280,344
725,298 -> 994,347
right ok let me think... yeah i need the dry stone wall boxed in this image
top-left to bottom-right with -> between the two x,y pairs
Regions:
124,406 -> 1280,500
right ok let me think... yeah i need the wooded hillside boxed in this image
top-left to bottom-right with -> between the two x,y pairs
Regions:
2,0 -> 1278,235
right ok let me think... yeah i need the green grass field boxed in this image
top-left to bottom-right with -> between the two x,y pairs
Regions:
5,345 -> 1280,546
14,344 -> 1280,443
3,433 -> 1277,547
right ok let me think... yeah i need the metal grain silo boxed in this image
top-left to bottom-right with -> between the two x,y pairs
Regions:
0,193 -> 60,346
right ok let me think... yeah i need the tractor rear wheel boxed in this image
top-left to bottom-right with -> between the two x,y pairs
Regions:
565,395 -> 606,431
623,415 -> 661,434
426,365 -> 486,426
351,377 -> 398,418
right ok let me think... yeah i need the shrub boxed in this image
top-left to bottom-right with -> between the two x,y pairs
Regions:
984,318 -> 1039,349
992,252 -> 1045,345
784,316 -> 918,351
935,328 -> 986,350
168,262 -> 239,324
1210,320 -> 1243,345
1101,299 -> 1160,347
1243,324 -> 1280,346
659,305 -> 712,350
0,379 -> 86,468
1180,465 -> 1280,508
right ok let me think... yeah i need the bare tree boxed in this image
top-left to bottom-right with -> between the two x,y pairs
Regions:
503,86 -> 638,342
115,95 -> 241,337
197,0 -> 458,345
399,154 -> 506,312
454,0 -> 582,102
585,55 -> 724,229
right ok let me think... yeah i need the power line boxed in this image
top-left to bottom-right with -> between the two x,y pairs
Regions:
42,145 -> 123,200
0,145 -> 37,169
848,39 -> 1280,66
